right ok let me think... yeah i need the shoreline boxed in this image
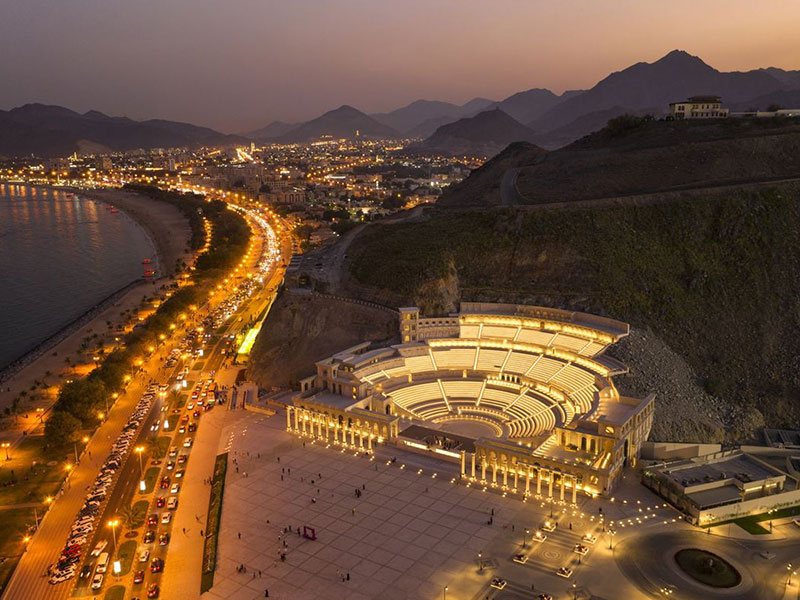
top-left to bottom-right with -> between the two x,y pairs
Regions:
0,278 -> 144,385
0,184 -> 192,435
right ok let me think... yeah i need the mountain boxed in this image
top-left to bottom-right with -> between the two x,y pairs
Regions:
755,67 -> 800,90
414,108 -> 538,157
273,105 -> 399,143
245,120 -> 297,141
729,89 -> 800,112
486,88 -> 579,124
371,98 -> 498,135
529,50 -> 795,146
0,103 -> 244,157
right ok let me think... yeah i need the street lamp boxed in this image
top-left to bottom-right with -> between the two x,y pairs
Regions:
1,442 -> 10,461
608,529 -> 616,550
443,585 -> 448,600
108,519 -> 119,554
478,551 -> 483,572
523,527 -> 530,548
135,446 -> 144,475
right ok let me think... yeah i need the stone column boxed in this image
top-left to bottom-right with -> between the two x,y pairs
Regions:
572,477 -> 577,504
502,466 -> 508,487
471,453 -> 476,478
525,468 -> 532,494
536,470 -> 542,495
560,477 -> 565,501
481,458 -> 486,481
367,435 -> 373,451
350,427 -> 355,446
548,472 -> 554,498
460,451 -> 466,476
492,462 -> 497,484
285,407 -> 291,430
513,469 -> 518,490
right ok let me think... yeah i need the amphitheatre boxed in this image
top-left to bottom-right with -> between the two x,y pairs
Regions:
286,302 -> 654,500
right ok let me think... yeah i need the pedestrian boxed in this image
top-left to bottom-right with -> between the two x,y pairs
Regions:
352,507 -> 356,515
200,529 -> 204,536
346,572 -> 350,581
264,589 -> 269,597
238,532 -> 241,539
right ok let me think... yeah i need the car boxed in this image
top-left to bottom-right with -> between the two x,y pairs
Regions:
573,544 -> 589,556
181,415 -> 189,424
150,558 -> 164,573
512,553 -> 528,564
167,497 -> 178,510
91,573 -> 104,590
133,569 -> 145,584
90,540 -> 107,557
147,514 -> 159,527
177,455 -> 187,465
178,426 -> 186,434
143,530 -> 156,544
175,469 -> 185,479
159,476 -> 170,489
155,496 -> 166,508
192,410 -> 200,418
170,483 -> 180,494
187,402 -> 194,409
159,533 -> 170,545
79,565 -> 92,579
490,578 -> 507,590
147,583 -> 160,598
165,461 -> 175,471
532,530 -> 547,543
161,512 -> 172,524
581,533 -> 598,545
138,549 -> 150,563
188,422 -> 197,432
168,447 -> 178,457
556,567 -> 573,578
542,520 -> 556,532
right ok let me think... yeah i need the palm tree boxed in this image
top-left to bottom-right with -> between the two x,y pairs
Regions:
146,435 -> 166,460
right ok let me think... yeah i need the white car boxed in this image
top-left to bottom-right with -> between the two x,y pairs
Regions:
183,437 -> 193,447
170,483 -> 180,494
91,573 -> 104,590
161,512 -> 172,524
138,549 -> 150,563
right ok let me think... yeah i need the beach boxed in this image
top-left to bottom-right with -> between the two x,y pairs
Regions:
0,186 -> 191,444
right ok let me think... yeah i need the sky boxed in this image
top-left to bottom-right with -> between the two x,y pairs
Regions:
1,0 -> 799,132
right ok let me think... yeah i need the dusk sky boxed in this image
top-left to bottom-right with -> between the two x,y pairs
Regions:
2,0 -> 800,132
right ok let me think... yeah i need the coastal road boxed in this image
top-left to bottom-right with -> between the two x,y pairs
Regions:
1,197 -> 288,600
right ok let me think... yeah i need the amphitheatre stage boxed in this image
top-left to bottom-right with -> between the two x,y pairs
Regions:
286,303 -> 655,500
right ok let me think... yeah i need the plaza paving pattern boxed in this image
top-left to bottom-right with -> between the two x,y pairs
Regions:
203,414 -> 652,600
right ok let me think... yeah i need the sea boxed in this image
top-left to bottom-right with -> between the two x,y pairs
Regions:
0,184 -> 156,372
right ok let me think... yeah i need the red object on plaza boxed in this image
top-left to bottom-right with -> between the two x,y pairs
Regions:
303,526 -> 317,540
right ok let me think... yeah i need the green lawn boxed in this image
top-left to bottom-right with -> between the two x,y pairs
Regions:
129,500 -> 149,529
201,453 -> 228,594
140,467 -> 160,494
0,508 -> 35,595
734,518 -> 770,535
116,540 -> 136,576
702,505 -> 800,533
104,585 -> 125,600
0,435 -> 72,506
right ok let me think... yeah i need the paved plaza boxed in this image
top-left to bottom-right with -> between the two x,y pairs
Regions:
205,411 -> 663,600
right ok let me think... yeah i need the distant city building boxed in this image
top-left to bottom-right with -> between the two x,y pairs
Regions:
668,95 -> 729,119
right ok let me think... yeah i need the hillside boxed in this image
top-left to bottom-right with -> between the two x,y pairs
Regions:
415,109 -> 538,157
0,104 -> 244,157
344,188 -> 800,442
487,88 -> 580,124
272,105 -> 399,143
529,50 -> 799,147
371,98 -> 496,135
438,117 -> 800,207
245,120 -> 297,141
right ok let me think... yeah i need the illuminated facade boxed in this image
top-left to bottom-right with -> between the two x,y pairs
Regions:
287,303 -> 654,499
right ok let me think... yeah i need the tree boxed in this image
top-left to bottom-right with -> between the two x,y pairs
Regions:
146,435 -> 166,460
767,104 -> 783,113
45,411 -> 81,446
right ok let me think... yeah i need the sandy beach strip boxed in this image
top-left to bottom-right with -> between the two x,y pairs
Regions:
0,186 -> 191,442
